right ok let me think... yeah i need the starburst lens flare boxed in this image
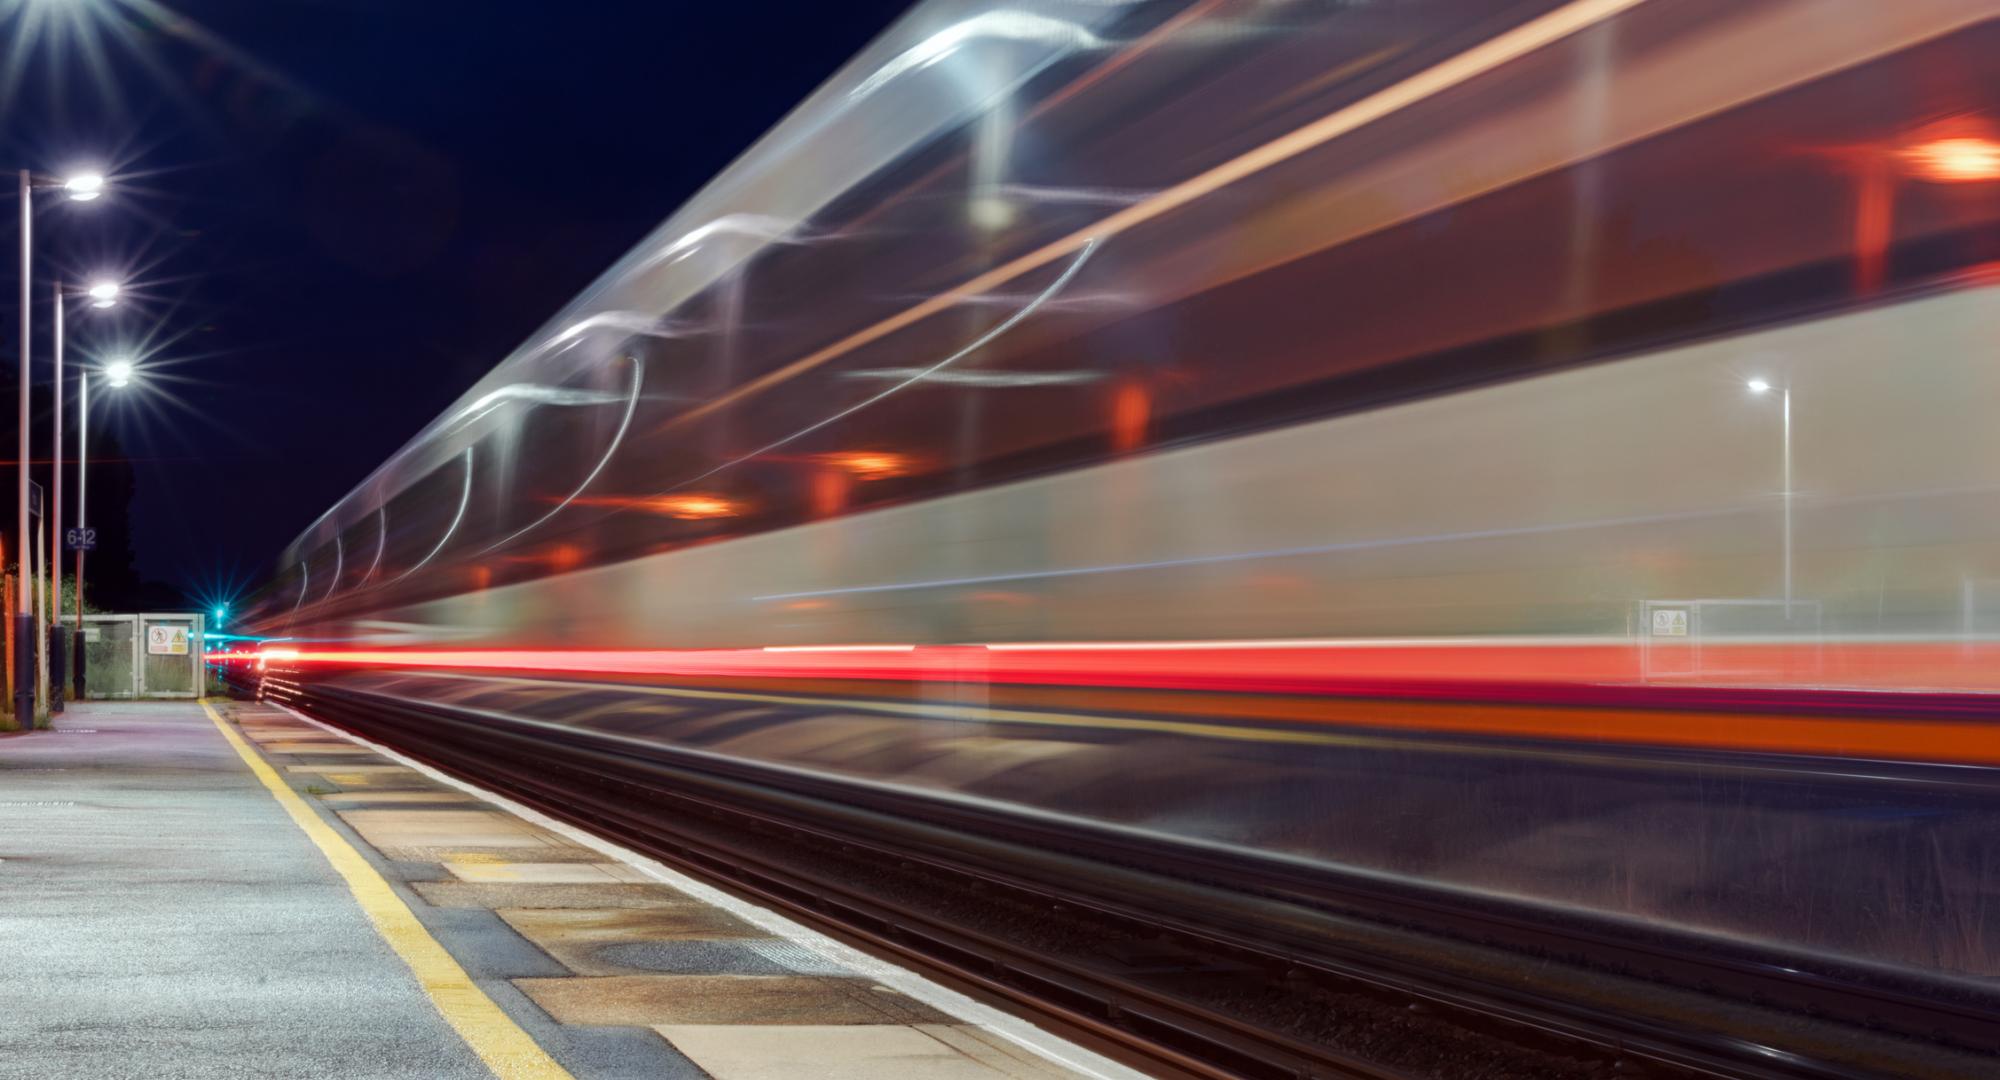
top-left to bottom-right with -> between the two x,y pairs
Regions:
103,358 -> 133,388
63,172 -> 104,201
86,280 -> 119,307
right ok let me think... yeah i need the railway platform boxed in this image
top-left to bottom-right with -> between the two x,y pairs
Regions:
0,700 -> 1134,1080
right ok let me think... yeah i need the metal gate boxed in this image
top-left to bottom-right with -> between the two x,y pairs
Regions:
80,612 -> 206,699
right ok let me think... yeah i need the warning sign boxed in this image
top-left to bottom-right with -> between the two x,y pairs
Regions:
1650,609 -> 1689,637
147,625 -> 191,655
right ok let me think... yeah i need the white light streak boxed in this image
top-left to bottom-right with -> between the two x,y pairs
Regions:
361,508 -> 386,584
441,383 -> 630,435
480,357 -> 644,554
997,182 -> 1151,206
635,213 -> 808,273
323,535 -> 342,602
549,310 -> 704,347
667,238 -> 1099,494
396,448 -> 473,581
850,13 -> 1103,101
840,367 -> 1104,387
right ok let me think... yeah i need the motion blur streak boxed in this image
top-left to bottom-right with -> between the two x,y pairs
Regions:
221,640 -> 2000,766
477,358 -> 644,553
665,237 -> 1100,496
393,448 -> 471,581
663,0 -> 1656,434
241,0 -> 2000,996
214,638 -> 2000,696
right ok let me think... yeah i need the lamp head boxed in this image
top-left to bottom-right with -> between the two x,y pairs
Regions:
62,173 -> 105,202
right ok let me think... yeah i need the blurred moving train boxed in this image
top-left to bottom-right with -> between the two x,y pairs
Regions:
235,0 -> 2000,984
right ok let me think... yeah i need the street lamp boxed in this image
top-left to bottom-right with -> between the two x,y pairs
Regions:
62,174 -> 104,202
16,166 -> 107,730
1747,376 -> 1791,619
48,277 -> 122,712
71,356 -> 134,699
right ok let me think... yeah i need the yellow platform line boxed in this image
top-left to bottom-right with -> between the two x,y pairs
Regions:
203,701 -> 573,1080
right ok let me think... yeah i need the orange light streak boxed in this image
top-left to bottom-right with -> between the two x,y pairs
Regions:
1904,136 -> 2000,183
810,469 -> 851,518
812,450 -> 914,480
572,493 -> 744,519
1110,382 -> 1150,453
1852,157 -> 1892,295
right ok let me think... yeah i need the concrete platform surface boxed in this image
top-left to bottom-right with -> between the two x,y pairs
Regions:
0,700 -> 1137,1080
0,701 -> 491,1080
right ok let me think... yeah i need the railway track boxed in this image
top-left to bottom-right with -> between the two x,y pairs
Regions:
272,678 -> 1999,1080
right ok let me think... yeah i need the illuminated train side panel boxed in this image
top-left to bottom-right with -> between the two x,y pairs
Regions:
268,284 -> 2000,673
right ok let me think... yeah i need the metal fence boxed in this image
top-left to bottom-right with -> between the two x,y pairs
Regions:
79,613 -> 206,699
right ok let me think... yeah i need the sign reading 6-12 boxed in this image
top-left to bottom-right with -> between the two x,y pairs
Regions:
65,527 -> 98,552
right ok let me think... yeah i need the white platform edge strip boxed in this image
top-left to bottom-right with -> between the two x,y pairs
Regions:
272,702 -> 1150,1080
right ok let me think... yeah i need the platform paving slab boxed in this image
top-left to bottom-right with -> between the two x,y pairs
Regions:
0,702 -> 493,1080
415,881 -> 698,909
447,860 -> 652,884
516,974 -> 955,1026
652,1023 -> 1078,1080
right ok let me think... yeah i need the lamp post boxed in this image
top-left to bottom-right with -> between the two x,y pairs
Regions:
13,168 -> 104,730
1747,377 -> 1791,619
49,279 -> 121,710
15,170 -> 28,730
73,356 -> 134,699
48,278 -> 60,712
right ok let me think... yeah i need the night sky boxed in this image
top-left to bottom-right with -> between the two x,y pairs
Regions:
2,0 -> 912,608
